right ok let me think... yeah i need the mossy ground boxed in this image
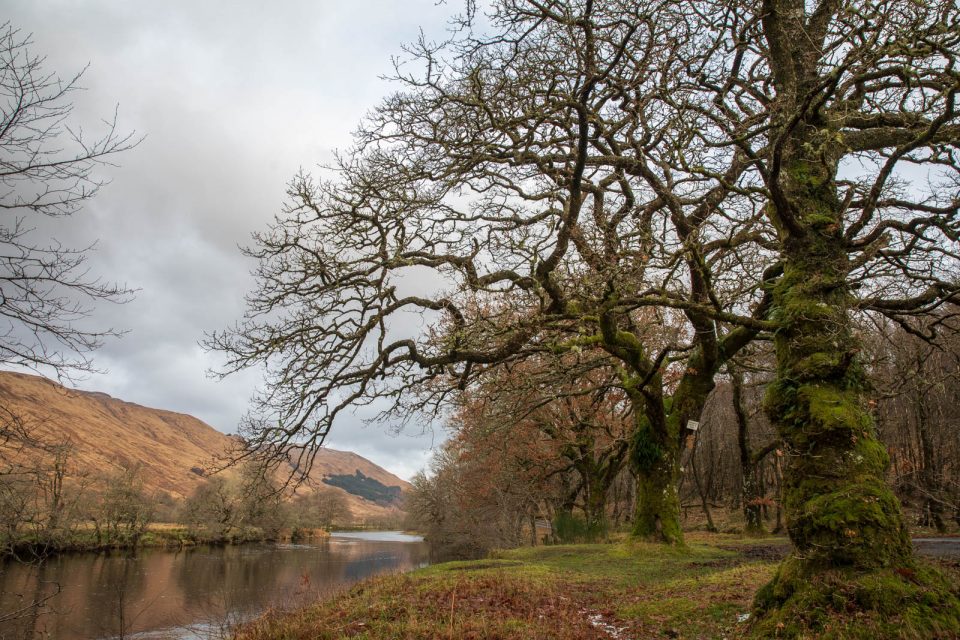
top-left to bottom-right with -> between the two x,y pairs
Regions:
233,533 -> 960,639
752,557 -> 960,639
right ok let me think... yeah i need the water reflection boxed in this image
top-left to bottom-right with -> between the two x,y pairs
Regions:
0,532 -> 430,639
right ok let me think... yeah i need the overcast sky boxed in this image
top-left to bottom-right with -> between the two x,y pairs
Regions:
4,0 -> 459,480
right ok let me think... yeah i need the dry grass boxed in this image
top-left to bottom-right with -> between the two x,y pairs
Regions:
236,536 -> 782,639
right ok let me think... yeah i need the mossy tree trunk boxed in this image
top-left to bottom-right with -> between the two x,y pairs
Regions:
753,123 -> 923,629
629,391 -> 683,544
617,325 -> 758,545
629,385 -> 712,546
764,219 -> 913,570
630,381 -> 720,546
745,2 -> 960,629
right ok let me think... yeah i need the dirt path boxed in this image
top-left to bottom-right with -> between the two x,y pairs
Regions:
914,537 -> 960,558
726,537 -> 960,561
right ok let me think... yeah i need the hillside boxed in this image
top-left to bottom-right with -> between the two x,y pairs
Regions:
0,371 -> 409,522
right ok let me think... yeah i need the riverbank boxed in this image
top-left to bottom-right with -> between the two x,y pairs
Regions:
236,533 -> 960,639
2,523 -> 330,558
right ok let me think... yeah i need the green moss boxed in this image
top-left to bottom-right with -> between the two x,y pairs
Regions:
786,479 -> 911,567
632,466 -> 683,545
800,384 -> 871,433
752,562 -> 960,639
852,438 -> 890,473
629,408 -> 683,545
792,351 -> 847,378
778,294 -> 836,325
629,420 -> 663,472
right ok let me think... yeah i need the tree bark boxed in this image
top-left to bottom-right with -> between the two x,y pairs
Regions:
689,437 -> 717,533
733,370 -> 766,536
913,363 -> 946,532
753,122 -> 928,630
766,143 -> 912,564
630,399 -> 683,544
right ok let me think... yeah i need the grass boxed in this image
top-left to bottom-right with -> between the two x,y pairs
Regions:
235,534 -> 785,639
236,533 -> 960,639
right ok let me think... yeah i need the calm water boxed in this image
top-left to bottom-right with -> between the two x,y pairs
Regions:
0,532 -> 429,640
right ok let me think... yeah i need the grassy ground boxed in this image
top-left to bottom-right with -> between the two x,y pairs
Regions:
236,533 -> 960,639
232,533 -> 767,639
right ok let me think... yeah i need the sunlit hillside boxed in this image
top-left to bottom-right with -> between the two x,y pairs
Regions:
0,370 -> 408,522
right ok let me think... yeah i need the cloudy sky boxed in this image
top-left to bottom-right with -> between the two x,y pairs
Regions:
5,0 -> 459,480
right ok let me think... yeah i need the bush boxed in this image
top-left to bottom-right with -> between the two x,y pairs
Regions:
552,512 -> 606,543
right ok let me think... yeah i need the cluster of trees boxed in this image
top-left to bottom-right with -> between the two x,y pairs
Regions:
209,0 -> 960,633
408,354 -> 635,555
0,425 -> 160,555
181,469 -> 350,542
321,470 -> 403,507
0,425 -> 353,555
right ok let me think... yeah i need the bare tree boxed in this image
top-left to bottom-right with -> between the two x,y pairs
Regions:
0,18 -> 137,554
1,21 -> 137,376
0,19 -> 137,631
671,0 -> 960,632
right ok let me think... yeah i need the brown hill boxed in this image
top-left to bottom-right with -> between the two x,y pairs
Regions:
0,370 -> 409,522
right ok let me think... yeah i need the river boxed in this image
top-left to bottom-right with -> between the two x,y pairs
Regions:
0,531 -> 430,640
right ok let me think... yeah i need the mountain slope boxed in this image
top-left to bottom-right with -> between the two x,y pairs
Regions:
0,371 -> 409,521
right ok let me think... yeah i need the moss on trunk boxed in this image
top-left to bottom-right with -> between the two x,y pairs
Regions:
753,149 -> 960,634
630,408 -> 683,545
752,563 -> 960,639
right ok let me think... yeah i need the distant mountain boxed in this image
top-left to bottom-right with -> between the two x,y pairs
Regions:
0,371 -> 409,522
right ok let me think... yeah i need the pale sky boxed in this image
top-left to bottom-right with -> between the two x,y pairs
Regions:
4,0 -> 460,480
